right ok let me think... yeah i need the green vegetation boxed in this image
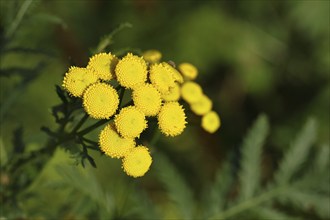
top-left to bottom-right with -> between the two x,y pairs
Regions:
1,0 -> 329,219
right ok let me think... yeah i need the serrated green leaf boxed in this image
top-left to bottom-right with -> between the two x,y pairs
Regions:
153,152 -> 194,220
239,114 -> 269,201
278,187 -> 330,219
249,207 -> 302,220
275,118 -> 317,185
204,161 -> 233,217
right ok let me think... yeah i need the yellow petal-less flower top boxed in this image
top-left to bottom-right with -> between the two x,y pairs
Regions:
114,106 -> 148,138
99,124 -> 135,158
158,102 -> 187,137
62,67 -> 98,97
83,82 -> 119,119
115,53 -> 148,89
122,145 -> 152,178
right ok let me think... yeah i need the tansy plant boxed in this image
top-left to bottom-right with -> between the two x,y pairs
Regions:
57,50 -> 220,177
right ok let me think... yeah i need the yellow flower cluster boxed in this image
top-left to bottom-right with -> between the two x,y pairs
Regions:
61,49 -> 220,177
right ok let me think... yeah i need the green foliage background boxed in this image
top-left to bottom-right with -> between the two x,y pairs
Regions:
0,0 -> 329,219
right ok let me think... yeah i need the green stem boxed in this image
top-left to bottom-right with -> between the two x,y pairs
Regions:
209,187 -> 285,220
77,119 -> 109,136
71,113 -> 89,134
6,0 -> 34,38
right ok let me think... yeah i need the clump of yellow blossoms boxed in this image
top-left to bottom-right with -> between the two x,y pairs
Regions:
61,49 -> 220,178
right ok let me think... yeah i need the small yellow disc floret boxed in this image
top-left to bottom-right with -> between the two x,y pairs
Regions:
122,145 -> 152,178
62,67 -> 98,97
178,62 -> 198,80
149,63 -> 176,94
83,82 -> 119,119
202,111 -> 221,133
158,102 -> 187,137
87,53 -> 118,81
190,94 -> 213,116
161,83 -> 180,102
142,50 -> 162,63
99,124 -> 135,158
181,81 -> 203,104
115,53 -> 148,89
132,84 -> 162,116
114,106 -> 147,138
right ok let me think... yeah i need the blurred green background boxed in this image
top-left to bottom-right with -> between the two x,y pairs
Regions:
0,0 -> 329,219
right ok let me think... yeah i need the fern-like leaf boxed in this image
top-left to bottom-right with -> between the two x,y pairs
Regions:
238,114 -> 269,201
249,207 -> 301,220
204,161 -> 233,217
279,187 -> 330,219
274,118 -> 317,185
153,152 -> 194,220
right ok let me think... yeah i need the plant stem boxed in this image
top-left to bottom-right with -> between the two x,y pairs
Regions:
71,113 -> 89,134
77,119 -> 109,136
6,0 -> 34,38
209,187 -> 285,220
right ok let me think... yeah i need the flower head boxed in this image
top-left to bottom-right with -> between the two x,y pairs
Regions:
62,67 -> 98,97
161,83 -> 180,102
115,53 -> 147,89
132,84 -> 162,116
158,102 -> 187,136
99,124 -> 135,158
83,82 -> 119,119
87,53 -> 118,80
149,63 -> 176,94
190,94 -> 213,116
114,106 -> 147,138
163,62 -> 184,84
178,62 -> 198,80
181,81 -> 203,104
202,111 -> 221,133
142,50 -> 162,63
122,145 -> 152,178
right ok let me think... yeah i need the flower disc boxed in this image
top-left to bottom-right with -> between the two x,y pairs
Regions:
132,84 -> 162,116
142,50 -> 162,63
122,145 -> 152,178
115,53 -> 147,89
158,102 -> 187,137
62,67 -> 98,97
87,53 -> 118,80
83,82 -> 119,119
181,81 -> 203,104
178,62 -> 198,80
114,106 -> 147,138
99,124 -> 135,158
149,63 -> 176,94
190,94 -> 213,116
161,83 -> 180,102
202,111 -> 221,133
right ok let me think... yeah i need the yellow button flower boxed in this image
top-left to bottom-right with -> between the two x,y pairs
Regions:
83,82 -> 119,119
202,111 -> 221,133
149,62 -> 176,94
99,124 -> 135,158
87,53 -> 118,81
190,94 -> 213,116
115,53 -> 148,89
161,83 -> 180,102
114,106 -> 147,138
142,50 -> 162,63
178,62 -> 198,80
62,67 -> 98,97
122,145 -> 152,178
181,81 -> 203,104
158,102 -> 187,137
163,62 -> 184,84
132,84 -> 162,116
